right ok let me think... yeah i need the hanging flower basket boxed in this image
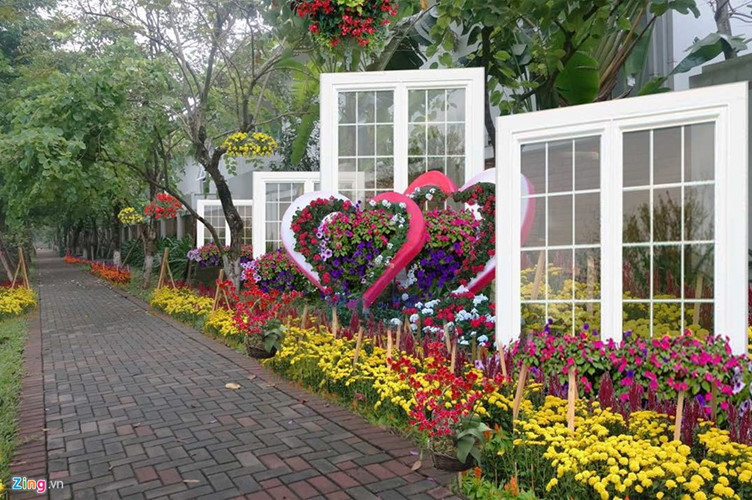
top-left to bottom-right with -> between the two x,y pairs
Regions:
144,193 -> 182,220
293,0 -> 399,48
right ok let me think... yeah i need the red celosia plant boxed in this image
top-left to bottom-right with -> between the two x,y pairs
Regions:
144,193 -> 181,220
394,342 -> 494,464
90,262 -> 131,285
294,0 -> 399,48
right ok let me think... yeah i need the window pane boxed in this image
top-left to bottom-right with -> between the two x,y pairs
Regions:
376,159 -> 394,191
684,244 -> 713,299
653,245 -> 682,296
653,302 -> 682,336
685,302 -> 713,332
376,91 -> 393,122
548,249 -> 573,298
575,193 -> 599,244
359,158 -> 375,189
338,92 -> 356,123
521,144 -> 546,194
521,250 -> 545,299
623,131 -> 650,188
408,157 -> 425,183
623,246 -> 650,299
357,125 -> 375,156
653,127 -> 681,184
376,125 -> 393,156
521,303 -> 546,334
685,184 -> 714,241
357,91 -> 375,124
427,125 -> 445,155
446,88 -> 465,122
653,188 -> 681,242
446,123 -> 465,155
574,248 -> 600,300
339,126 -> 356,156
427,89 -> 446,122
408,124 -> 426,156
446,157 -> 464,188
685,123 -> 714,182
523,198 -> 545,248
548,194 -> 573,246
623,189 -> 650,243
575,137 -> 600,190
408,89 -> 426,122
548,140 -> 573,194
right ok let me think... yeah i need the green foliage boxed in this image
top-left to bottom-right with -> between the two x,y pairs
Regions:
0,318 -> 28,485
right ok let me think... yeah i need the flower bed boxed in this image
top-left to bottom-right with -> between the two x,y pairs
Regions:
186,243 -> 253,268
0,287 -> 36,320
90,262 -> 131,285
149,286 -> 213,324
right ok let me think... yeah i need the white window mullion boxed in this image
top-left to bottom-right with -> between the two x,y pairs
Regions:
393,84 -> 409,192
603,122 -> 622,344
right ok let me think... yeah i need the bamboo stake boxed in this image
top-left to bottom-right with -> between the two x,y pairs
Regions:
156,247 -> 169,290
212,269 -> 225,312
674,390 -> 685,442
443,322 -> 451,352
386,328 -> 393,361
166,253 -> 176,288
692,274 -> 704,325
450,342 -> 457,372
396,321 -> 402,354
471,340 -> 477,364
530,250 -> 546,301
301,304 -> 309,329
513,364 -> 529,421
11,256 -> 20,287
498,344 -> 508,378
567,369 -> 577,432
353,326 -> 365,367
332,308 -> 339,338
18,248 -> 29,289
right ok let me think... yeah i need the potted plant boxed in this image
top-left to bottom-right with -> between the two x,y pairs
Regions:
243,318 -> 286,359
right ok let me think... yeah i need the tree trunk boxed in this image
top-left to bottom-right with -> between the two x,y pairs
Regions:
141,221 -> 157,289
197,144 -> 244,289
112,205 -> 122,267
715,1 -> 736,59
481,27 -> 496,153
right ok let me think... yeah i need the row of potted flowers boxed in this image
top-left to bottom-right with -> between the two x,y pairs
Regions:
63,255 -> 131,285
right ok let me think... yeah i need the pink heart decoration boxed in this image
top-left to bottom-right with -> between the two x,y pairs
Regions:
280,191 -> 354,293
281,191 -> 427,307
362,192 -> 426,307
403,169 -> 536,294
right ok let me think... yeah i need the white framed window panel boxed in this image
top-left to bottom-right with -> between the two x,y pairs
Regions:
320,68 -> 485,201
252,171 -> 321,258
497,82 -> 748,355
196,199 -> 253,247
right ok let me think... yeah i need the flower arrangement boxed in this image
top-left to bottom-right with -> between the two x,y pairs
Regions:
144,193 -> 182,220
233,284 -> 301,354
290,196 -> 410,298
294,0 -> 399,48
186,243 -> 253,268
90,262 -> 131,285
241,249 -> 314,294
453,182 -> 496,287
118,207 -> 144,225
0,286 -> 36,320
221,131 -> 277,157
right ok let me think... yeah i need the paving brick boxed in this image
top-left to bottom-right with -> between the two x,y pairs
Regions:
19,253 -> 457,500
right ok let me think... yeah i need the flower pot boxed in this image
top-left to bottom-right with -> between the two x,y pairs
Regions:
430,449 -> 473,472
244,335 -> 276,359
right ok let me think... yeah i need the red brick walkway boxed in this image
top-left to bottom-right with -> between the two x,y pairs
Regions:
11,252 -> 459,499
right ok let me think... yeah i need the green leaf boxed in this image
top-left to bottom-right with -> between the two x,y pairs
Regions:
555,51 -> 600,105
455,435 -> 474,463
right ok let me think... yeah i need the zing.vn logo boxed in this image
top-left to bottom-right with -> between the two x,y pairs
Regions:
11,477 -> 63,494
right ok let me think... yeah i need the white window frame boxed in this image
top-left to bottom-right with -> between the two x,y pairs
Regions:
320,68 -> 486,195
196,199 -> 253,247
497,82 -> 748,354
252,172 -> 320,258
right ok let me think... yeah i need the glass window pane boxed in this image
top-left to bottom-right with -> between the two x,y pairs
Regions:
266,200 -> 279,221
408,90 -> 426,123
446,157 -> 464,188
685,185 -> 714,241
548,194 -> 573,246
623,131 -> 650,188
574,248 -> 600,300
653,188 -> 681,242
684,244 -> 713,299
408,157 -> 425,183
523,198 -> 545,248
685,302 -> 713,332
408,124 -> 426,156
575,193 -> 600,244
339,126 -> 356,156
376,159 -> 393,191
653,127 -> 681,184
548,140 -> 573,194
427,89 -> 445,122
357,125 -> 375,156
427,156 -> 445,173
357,91 -> 375,124
359,158 -> 375,189
446,88 -> 465,122
521,250 -> 544,299
522,303 -> 546,334
522,144 -> 546,194
266,222 -> 279,244
575,137 -> 600,190
376,91 -> 394,122
653,302 -> 682,336
623,246 -> 650,299
685,123 -> 714,182
623,189 -> 650,243
338,92 -> 356,124
446,123 -> 465,155
376,125 -> 393,156
623,302 -> 650,338
339,158 -> 356,172
653,245 -> 682,296
548,249 -> 573,299
427,125 -> 445,156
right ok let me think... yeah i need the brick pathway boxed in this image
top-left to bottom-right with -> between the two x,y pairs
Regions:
12,253 -> 459,499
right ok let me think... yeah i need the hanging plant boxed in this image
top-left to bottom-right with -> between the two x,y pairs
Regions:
221,131 -> 278,158
118,207 -> 144,225
294,0 -> 399,48
144,193 -> 182,220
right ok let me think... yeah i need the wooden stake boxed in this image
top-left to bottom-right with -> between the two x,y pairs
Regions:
353,326 -> 365,367
450,342 -> 457,372
443,322 -> 451,352
567,369 -> 577,432
332,308 -> 339,338
513,364 -> 529,421
386,328 -> 393,361
674,390 -> 685,442
156,247 -> 169,290
301,304 -> 309,329
471,340 -> 477,364
19,248 -> 29,289
186,259 -> 193,286
212,269 -> 225,312
692,274 -> 704,325
498,344 -> 508,378
530,251 -> 546,301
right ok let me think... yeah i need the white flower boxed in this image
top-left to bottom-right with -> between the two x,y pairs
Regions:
425,193 -> 433,201
387,242 -> 394,249
477,335 -> 489,344
473,294 -> 488,306
399,202 -> 406,209
381,199 -> 391,207
485,314 -> 496,323
456,310 -> 473,322
369,200 -> 377,206
390,318 -> 402,326
409,313 -> 419,323
374,255 -> 383,264
425,299 -> 441,308
421,308 -> 434,316
458,339 -> 470,346
410,324 -> 418,332
401,293 -> 409,301
454,285 -> 470,294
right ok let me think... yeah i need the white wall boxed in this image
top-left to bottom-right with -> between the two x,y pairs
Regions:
672,4 -> 752,90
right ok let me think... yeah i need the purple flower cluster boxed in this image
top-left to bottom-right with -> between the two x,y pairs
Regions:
411,247 -> 463,299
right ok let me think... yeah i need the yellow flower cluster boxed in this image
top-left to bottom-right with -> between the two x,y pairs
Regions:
514,397 -> 752,500
117,207 -> 144,225
222,131 -> 277,158
149,287 -> 212,323
203,308 -> 241,340
0,286 -> 36,319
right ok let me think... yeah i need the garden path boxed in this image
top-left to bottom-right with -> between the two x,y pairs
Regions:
16,252 -> 459,499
